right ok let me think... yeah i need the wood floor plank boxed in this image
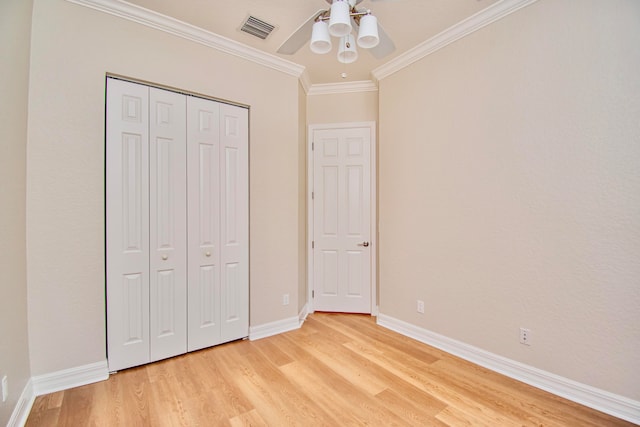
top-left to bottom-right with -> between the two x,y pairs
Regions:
229,409 -> 269,427
374,387 -> 449,426
286,330 -> 449,423
214,340 -> 337,426
22,392 -> 63,427
86,376 -> 120,426
24,313 -> 636,426
273,325 -> 445,424
315,312 -> 445,362
279,356 -> 411,426
248,336 -> 295,367
288,331 -> 391,395
436,405 -> 494,427
429,358 -> 592,427
342,335 -> 540,426
54,383 -> 95,426
166,354 -> 234,425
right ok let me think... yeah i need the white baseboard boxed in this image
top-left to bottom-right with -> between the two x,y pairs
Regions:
249,315 -> 301,341
32,360 -> 109,396
298,303 -> 309,323
377,313 -> 640,425
7,379 -> 35,427
8,361 -> 109,426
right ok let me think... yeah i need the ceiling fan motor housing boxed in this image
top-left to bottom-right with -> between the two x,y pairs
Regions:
324,0 -> 363,7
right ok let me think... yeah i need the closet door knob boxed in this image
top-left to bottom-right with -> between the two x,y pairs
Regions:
161,254 -> 168,260
205,251 -> 211,257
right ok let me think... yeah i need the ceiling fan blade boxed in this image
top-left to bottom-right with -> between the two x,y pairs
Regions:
352,6 -> 395,59
277,9 -> 325,55
369,22 -> 395,59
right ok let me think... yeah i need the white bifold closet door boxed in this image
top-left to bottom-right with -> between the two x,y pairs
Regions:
106,78 -> 248,372
149,86 -> 188,363
186,96 -> 249,351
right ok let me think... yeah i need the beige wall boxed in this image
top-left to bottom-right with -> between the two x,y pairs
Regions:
0,0 -> 33,424
379,0 -> 640,401
26,0 -> 302,376
307,90 -> 378,125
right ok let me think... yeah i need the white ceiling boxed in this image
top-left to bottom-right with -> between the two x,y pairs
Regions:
125,0 -> 500,85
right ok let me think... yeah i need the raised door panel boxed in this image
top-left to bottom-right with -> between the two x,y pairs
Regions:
106,78 -> 151,371
187,96 -> 222,351
149,87 -> 187,362
219,104 -> 249,343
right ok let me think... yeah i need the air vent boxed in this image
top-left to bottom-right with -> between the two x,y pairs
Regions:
240,15 -> 275,40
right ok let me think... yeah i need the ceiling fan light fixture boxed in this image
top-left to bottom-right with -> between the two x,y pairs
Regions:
328,0 -> 352,37
337,34 -> 358,64
357,14 -> 379,49
310,20 -> 332,54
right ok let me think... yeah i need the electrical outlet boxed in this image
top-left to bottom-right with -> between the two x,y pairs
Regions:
417,300 -> 425,314
282,293 -> 290,306
2,375 -> 8,403
519,327 -> 531,345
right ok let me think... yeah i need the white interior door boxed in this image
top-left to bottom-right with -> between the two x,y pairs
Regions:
312,125 -> 373,313
106,79 -> 151,372
148,87 -> 187,362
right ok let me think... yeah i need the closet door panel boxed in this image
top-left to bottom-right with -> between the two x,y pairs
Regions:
219,104 -> 249,342
187,97 -> 222,351
149,87 -> 187,362
106,79 -> 151,371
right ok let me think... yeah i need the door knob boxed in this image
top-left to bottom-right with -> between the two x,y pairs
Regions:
205,251 -> 211,257
357,241 -> 370,247
161,254 -> 168,260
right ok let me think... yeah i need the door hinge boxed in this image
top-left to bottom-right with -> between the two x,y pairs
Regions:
312,142 -> 314,150
312,241 -> 314,249
312,191 -> 314,200
312,290 -> 315,298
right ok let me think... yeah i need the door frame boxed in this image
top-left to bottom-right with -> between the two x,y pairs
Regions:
307,121 -> 377,315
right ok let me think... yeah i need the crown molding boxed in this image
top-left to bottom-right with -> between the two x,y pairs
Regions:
307,80 -> 378,96
372,0 -> 539,81
299,71 -> 312,94
67,0 -> 538,91
65,0 -> 305,78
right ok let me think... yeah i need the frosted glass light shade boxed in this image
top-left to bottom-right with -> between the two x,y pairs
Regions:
328,0 -> 352,37
310,21 -> 332,54
357,14 -> 379,49
337,34 -> 358,64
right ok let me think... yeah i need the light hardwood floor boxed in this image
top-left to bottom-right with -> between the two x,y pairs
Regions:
26,313 -> 634,426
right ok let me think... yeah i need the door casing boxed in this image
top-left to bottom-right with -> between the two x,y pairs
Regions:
307,121 -> 377,315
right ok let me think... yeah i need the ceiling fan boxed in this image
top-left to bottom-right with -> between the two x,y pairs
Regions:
277,0 -> 396,61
